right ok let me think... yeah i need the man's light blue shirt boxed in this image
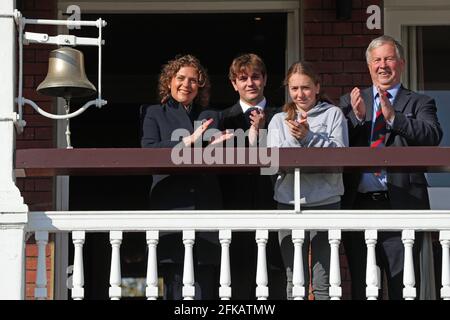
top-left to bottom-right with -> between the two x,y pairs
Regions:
358,83 -> 401,193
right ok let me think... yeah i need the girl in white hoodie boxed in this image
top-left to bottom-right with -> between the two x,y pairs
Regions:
268,61 -> 349,300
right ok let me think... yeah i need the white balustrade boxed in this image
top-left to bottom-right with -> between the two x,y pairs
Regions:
145,230 -> 159,300
20,210 -> 450,301
329,229 -> 342,300
34,231 -> 48,300
109,231 -> 122,300
365,230 -> 379,300
255,230 -> 269,300
182,230 -> 195,300
440,231 -> 450,300
402,229 -> 416,300
219,230 -> 232,300
292,229 -> 305,300
71,231 -> 85,300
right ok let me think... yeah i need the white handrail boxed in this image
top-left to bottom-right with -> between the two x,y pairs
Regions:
27,212 -> 450,301
26,210 -> 450,232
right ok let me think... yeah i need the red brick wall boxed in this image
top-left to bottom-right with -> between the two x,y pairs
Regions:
303,0 -> 384,299
16,0 -> 57,300
303,0 -> 383,102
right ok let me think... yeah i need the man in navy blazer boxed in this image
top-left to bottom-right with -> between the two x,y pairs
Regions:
339,35 -> 443,300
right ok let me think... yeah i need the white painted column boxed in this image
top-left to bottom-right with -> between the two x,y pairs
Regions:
292,170 -> 301,300
365,230 -> 379,300
219,229 -> 231,300
329,229 -> 342,300
34,231 -> 48,300
439,231 -> 450,300
71,231 -> 85,300
0,0 -> 29,300
255,229 -> 269,300
109,231 -> 122,300
182,230 -> 195,300
402,229 -> 416,300
145,230 -> 159,300
292,229 -> 305,300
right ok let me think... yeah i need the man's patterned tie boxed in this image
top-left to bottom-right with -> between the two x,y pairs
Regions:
371,92 -> 390,175
370,103 -> 387,148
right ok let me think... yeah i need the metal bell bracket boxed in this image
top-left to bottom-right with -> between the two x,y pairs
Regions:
13,9 -> 107,133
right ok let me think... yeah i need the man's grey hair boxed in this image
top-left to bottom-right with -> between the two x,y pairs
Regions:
365,35 -> 405,63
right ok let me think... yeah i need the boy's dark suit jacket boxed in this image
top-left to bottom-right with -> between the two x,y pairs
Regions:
219,102 -> 280,210
219,101 -> 285,300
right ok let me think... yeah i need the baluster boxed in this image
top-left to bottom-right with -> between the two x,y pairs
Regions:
329,229 -> 342,300
255,230 -> 269,300
219,230 -> 232,300
146,231 -> 159,300
34,231 -> 48,300
109,231 -> 122,300
292,230 -> 305,300
365,230 -> 379,300
440,231 -> 450,300
182,230 -> 195,300
71,231 -> 85,300
402,229 -> 416,300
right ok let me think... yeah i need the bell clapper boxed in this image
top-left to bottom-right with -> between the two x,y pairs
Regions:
64,98 -> 73,149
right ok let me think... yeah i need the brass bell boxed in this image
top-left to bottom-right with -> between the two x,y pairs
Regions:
37,47 -> 96,100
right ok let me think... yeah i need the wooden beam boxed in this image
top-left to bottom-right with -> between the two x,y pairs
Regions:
14,147 -> 450,177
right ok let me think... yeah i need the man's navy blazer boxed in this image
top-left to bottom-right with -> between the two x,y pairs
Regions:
339,85 -> 443,209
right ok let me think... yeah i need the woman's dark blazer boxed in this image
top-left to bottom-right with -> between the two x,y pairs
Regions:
140,97 -> 222,210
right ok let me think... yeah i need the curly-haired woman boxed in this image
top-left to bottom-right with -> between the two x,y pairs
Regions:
141,54 -> 230,299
